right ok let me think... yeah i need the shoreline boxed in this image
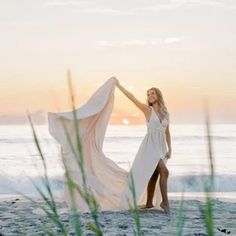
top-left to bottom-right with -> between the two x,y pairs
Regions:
1,191 -> 235,202
169,192 -> 236,203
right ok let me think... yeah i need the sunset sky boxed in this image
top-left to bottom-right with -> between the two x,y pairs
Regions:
1,0 -> 236,124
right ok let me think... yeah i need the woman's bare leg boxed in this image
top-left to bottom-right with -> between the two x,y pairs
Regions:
145,170 -> 158,208
157,159 -> 170,213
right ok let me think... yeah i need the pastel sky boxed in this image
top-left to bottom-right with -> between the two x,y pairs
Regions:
1,0 -> 236,124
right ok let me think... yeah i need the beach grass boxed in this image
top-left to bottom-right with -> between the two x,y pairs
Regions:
175,100 -> 216,236
128,171 -> 142,236
176,192 -> 185,236
26,112 -> 69,236
202,101 -> 215,236
65,70 -> 102,235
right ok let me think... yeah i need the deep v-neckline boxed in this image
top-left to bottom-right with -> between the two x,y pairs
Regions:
151,106 -> 162,123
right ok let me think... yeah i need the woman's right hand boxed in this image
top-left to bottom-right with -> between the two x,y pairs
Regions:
111,76 -> 119,85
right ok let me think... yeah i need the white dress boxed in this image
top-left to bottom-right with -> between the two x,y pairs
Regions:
120,106 -> 169,209
48,78 -> 169,212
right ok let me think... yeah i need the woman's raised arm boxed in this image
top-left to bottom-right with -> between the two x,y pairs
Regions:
115,79 -> 149,114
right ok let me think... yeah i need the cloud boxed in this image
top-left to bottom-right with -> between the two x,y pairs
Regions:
185,0 -> 236,8
132,0 -> 236,11
43,0 -> 236,14
97,40 -> 148,47
73,7 -> 138,15
42,0 -> 89,7
42,1 -> 139,14
47,0 -> 235,17
96,37 -> 186,48
163,37 -> 186,44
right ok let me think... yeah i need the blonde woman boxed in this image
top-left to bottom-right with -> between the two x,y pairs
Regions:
116,79 -> 172,213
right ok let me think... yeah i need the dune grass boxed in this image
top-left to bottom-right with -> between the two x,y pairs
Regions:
202,101 -> 215,236
66,70 -> 102,235
27,112 -> 69,236
128,171 -> 142,236
176,192 -> 185,236
175,101 -> 216,236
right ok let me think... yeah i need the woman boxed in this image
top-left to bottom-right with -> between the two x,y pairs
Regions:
49,77 -> 171,212
116,79 -> 172,213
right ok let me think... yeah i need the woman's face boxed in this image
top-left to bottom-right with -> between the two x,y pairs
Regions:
147,89 -> 158,104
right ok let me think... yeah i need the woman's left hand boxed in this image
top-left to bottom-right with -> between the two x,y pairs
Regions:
165,151 -> 172,159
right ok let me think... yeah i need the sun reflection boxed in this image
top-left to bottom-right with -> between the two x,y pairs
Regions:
122,118 -> 130,125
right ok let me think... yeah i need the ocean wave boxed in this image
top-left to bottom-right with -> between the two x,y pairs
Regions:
0,138 -> 57,144
0,175 -> 64,195
104,136 -> 236,142
169,175 -> 236,192
1,135 -> 235,145
0,174 -> 235,195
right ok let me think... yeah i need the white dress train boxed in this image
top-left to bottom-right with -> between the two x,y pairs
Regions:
48,78 -> 168,212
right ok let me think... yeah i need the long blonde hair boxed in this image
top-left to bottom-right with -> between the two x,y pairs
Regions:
147,87 -> 169,121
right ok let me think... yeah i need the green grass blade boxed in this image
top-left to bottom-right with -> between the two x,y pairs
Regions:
62,154 -> 83,236
176,192 -> 185,236
27,112 -> 57,211
26,112 -> 68,235
128,171 -> 142,236
203,100 -> 215,236
62,69 -> 103,235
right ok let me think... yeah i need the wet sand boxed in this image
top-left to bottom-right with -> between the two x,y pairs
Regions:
0,197 -> 235,235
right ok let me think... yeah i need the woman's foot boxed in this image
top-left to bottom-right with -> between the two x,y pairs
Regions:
140,204 -> 154,209
145,204 -> 154,209
160,202 -> 170,214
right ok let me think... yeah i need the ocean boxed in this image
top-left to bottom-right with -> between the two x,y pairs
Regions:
0,124 -> 236,198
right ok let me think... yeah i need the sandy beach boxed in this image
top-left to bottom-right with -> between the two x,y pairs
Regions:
0,197 -> 235,236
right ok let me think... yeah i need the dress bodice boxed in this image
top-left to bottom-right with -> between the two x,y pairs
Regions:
146,106 -> 168,133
